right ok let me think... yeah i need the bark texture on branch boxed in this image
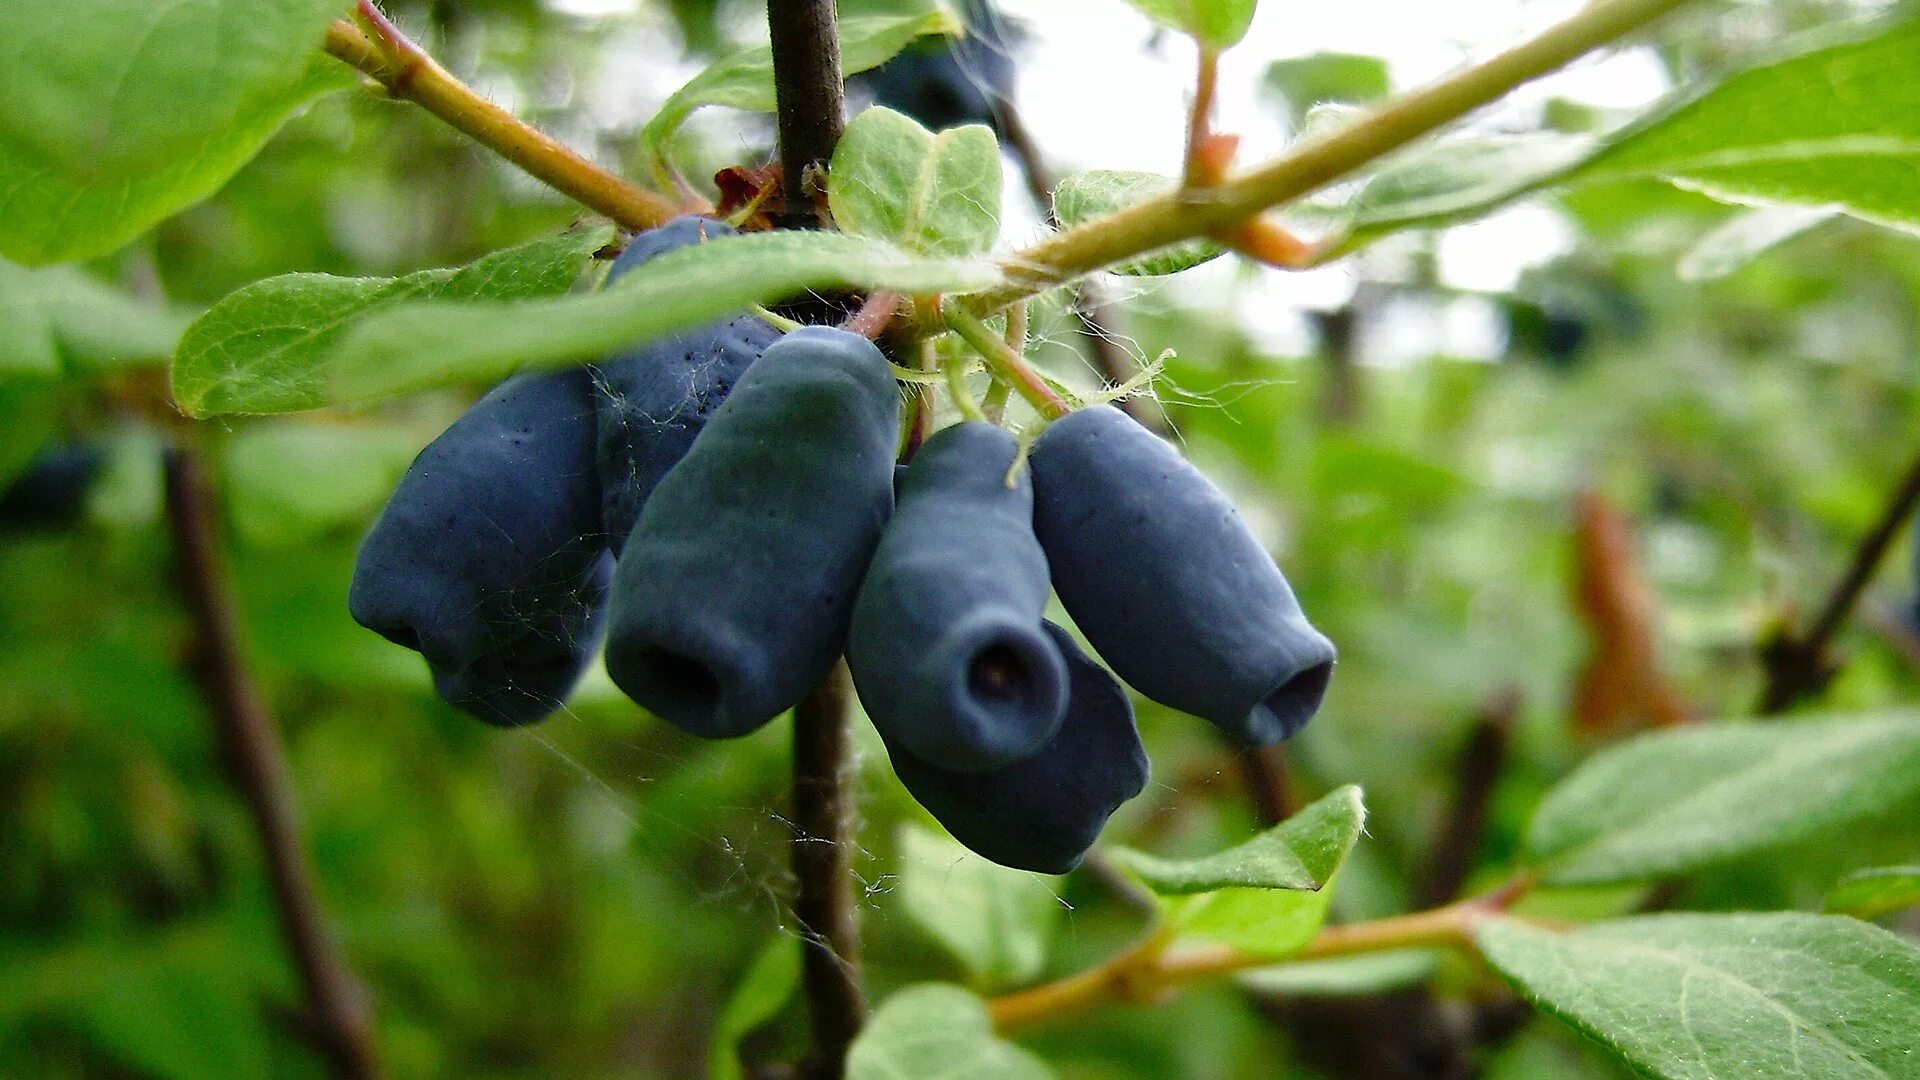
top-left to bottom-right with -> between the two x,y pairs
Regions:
790,665 -> 867,1079
765,4 -> 866,1076
768,0 -> 846,229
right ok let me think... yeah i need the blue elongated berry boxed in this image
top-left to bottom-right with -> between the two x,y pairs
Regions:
860,0 -> 1016,132
0,443 -> 104,533
349,368 -> 609,726
887,622 -> 1148,873
593,217 -> 782,548
605,326 -> 900,738
1030,405 -> 1335,745
850,422 -> 1066,772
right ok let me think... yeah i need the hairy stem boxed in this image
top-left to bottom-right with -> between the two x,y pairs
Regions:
975,0 -> 1696,312
943,302 -> 1072,419
162,446 -> 382,1080
791,664 -> 867,1079
767,0 -> 847,228
322,11 -> 675,231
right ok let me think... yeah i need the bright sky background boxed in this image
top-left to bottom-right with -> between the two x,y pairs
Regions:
537,0 -> 1690,362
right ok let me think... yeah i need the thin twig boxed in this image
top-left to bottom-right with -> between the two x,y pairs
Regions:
973,0 -> 1697,313
162,446 -> 381,1080
322,12 -> 676,231
1758,442 -> 1920,712
1182,45 -> 1225,190
791,664 -> 867,1080
767,0 -> 846,229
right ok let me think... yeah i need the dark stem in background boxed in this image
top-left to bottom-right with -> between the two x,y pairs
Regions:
1233,743 -> 1293,828
790,665 -> 868,1079
1415,688 -> 1520,909
1758,442 -> 1920,713
995,99 -> 1170,434
766,2 -> 865,1074
161,447 -> 382,1080
767,0 -> 846,229
1254,691 -> 1527,1080
1312,305 -> 1361,426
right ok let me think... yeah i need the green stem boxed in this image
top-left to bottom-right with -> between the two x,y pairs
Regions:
944,351 -> 990,425
973,0 -> 1697,313
942,302 -> 1071,420
981,378 -> 1010,425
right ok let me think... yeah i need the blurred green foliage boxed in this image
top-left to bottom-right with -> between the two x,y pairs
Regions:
2,0 -> 1918,1077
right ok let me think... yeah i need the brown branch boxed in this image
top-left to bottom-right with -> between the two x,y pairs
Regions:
765,7 -> 864,1073
1758,442 -> 1920,713
322,11 -> 676,232
790,664 -> 867,1080
162,447 -> 381,1080
767,0 -> 846,229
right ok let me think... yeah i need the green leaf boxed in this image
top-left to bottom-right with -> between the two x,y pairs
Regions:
1478,913 -> 1920,1080
894,824 -> 1061,988
0,379 -> 63,489
170,225 -> 612,416
0,1 -> 354,264
0,260 -> 192,376
846,984 -> 1054,1080
222,423 -> 420,546
1113,785 -> 1364,895
1325,19 -> 1920,250
1824,866 -> 1920,921
1,922 -> 279,1080
1676,205 -> 1838,281
829,108 -> 1002,258
1264,52 -> 1390,129
326,231 -> 1000,406
1111,786 -> 1364,956
708,936 -> 801,1080
1236,950 -> 1441,998
1052,171 -> 1225,276
1522,712 -> 1920,886
1572,19 -> 1920,233
1120,0 -> 1258,50
640,11 -> 960,153
1333,134 -> 1599,249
